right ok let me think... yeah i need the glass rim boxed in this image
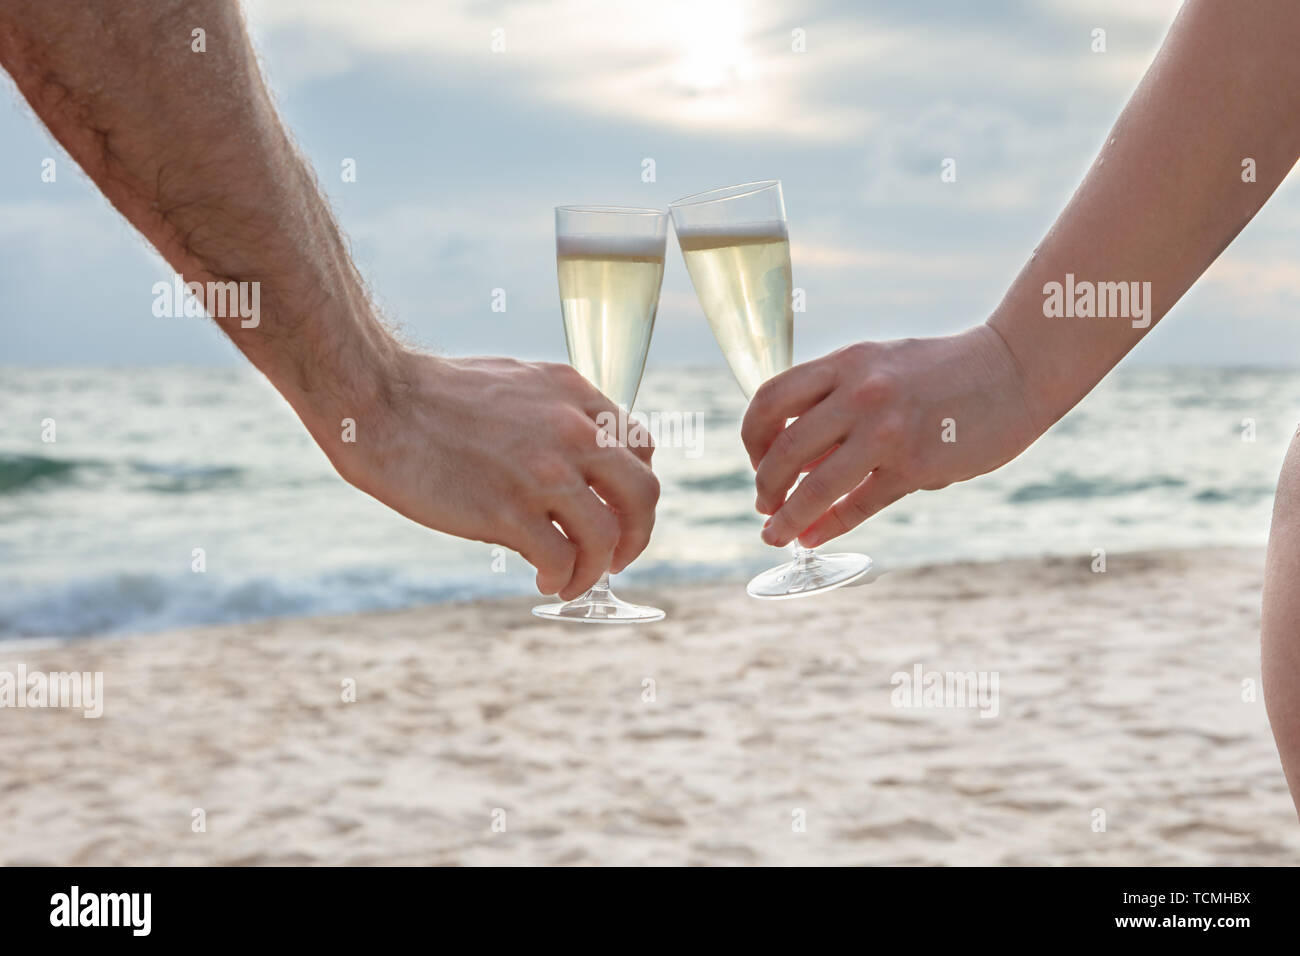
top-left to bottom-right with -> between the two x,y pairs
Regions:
668,180 -> 781,209
555,204 -> 666,217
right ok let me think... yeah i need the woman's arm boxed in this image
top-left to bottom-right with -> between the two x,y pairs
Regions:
744,0 -> 1300,548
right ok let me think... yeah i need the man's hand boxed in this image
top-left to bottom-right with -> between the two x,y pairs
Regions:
741,325 -> 1041,549
321,352 -> 658,599
0,2 -> 661,598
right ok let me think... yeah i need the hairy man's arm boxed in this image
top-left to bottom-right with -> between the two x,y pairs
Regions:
0,0 -> 399,437
0,0 -> 660,598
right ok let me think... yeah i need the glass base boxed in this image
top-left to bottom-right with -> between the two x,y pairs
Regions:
532,584 -> 665,624
746,550 -> 872,600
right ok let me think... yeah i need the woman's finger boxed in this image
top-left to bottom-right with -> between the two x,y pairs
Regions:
741,359 -> 836,468
761,443 -> 877,547
753,401 -> 852,515
797,470 -> 910,548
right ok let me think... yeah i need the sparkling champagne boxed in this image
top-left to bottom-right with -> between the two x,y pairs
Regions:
557,235 -> 665,409
669,181 -> 872,600
676,221 -> 793,398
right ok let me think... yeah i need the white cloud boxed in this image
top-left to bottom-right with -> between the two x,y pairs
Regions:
245,0 -> 872,140
1202,254 -> 1300,306
243,0 -> 1175,159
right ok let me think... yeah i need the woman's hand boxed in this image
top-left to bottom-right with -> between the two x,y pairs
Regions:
741,325 -> 1043,549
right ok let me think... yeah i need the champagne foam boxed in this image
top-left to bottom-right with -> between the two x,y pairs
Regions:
674,220 -> 789,251
557,234 -> 666,260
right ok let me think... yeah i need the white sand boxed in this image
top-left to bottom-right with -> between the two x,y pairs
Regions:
2,547 -> 1295,865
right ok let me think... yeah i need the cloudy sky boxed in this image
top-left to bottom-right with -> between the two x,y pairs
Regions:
3,0 -> 1299,367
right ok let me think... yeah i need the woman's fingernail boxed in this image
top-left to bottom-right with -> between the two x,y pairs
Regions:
762,516 -> 772,529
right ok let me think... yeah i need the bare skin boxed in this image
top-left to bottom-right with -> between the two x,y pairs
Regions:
742,0 -> 1300,812
1264,433 -> 1300,809
0,1 -> 658,600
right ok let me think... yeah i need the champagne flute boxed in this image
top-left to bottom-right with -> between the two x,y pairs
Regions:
532,205 -> 667,624
669,180 -> 872,599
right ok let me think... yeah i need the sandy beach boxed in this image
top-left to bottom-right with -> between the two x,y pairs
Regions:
2,546 -> 1296,866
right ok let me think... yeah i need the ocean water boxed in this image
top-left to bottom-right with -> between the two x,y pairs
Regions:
2,364 -> 1298,637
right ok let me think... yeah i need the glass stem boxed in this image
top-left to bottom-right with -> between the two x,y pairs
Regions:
789,543 -> 816,570
777,467 -> 817,570
761,511 -> 817,569
590,572 -> 612,596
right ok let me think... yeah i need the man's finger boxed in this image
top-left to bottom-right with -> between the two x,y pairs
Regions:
550,488 -> 619,600
623,416 -> 655,465
797,470 -> 909,548
584,449 -> 660,574
740,359 -> 835,468
585,399 -> 655,466
514,520 -> 578,595
753,402 -> 849,515
761,444 -> 875,547
551,362 -> 653,466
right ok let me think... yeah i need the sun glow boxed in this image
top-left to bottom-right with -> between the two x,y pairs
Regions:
672,0 -> 752,94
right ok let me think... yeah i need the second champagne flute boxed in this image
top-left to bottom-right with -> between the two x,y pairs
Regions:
669,180 -> 872,599
532,205 -> 667,624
